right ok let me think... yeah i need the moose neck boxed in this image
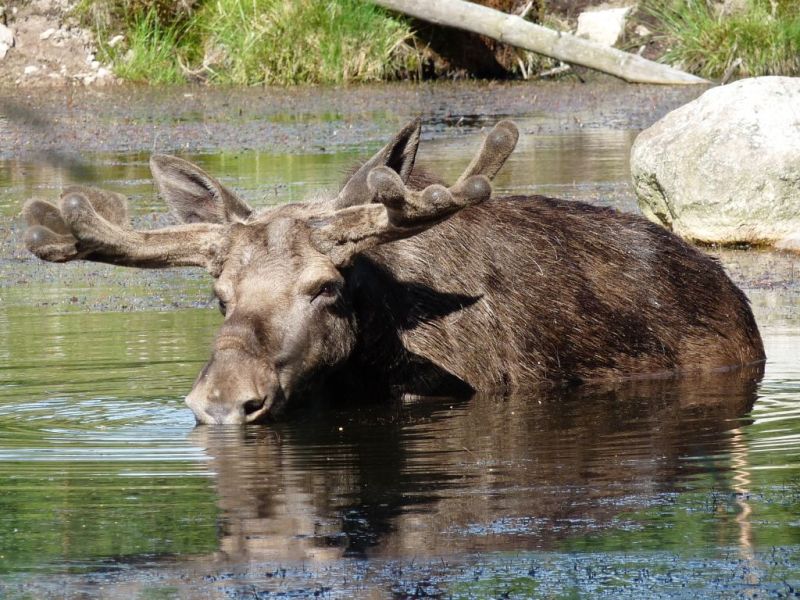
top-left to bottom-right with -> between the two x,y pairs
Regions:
338,246 -> 477,400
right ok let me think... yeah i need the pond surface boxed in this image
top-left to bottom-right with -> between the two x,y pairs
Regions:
1,82 -> 800,598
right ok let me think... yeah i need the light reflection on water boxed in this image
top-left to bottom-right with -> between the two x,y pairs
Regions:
0,123 -> 638,218
0,125 -> 799,597
0,150 -> 358,217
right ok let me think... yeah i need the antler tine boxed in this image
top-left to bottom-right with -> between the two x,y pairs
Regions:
364,120 -> 516,224
24,229 -> 78,263
23,197 -> 71,233
24,187 -> 226,273
22,185 -> 131,263
368,166 -> 490,228
311,167 -> 491,266
310,121 -> 513,267
63,185 -> 130,227
455,120 -> 519,185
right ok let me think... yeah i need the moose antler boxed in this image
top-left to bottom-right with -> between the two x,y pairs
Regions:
454,120 -> 519,184
311,120 -> 519,266
23,185 -> 227,273
334,118 -> 422,209
23,154 -> 251,274
334,119 -> 519,210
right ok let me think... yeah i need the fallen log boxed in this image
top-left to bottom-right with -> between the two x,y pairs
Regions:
373,0 -> 708,85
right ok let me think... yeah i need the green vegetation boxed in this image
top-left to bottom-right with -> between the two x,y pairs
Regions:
85,0 -> 417,85
645,0 -> 800,79
448,574 -> 540,599
78,0 -> 800,85
107,8 -> 190,84
197,0 -> 416,85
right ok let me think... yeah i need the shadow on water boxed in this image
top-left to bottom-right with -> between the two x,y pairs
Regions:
190,366 -> 764,563
11,364 -> 791,598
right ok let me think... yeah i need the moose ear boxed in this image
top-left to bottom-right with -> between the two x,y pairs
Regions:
334,117 -> 422,209
150,155 -> 253,224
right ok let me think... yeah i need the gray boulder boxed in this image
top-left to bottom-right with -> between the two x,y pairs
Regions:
0,23 -> 14,60
631,76 -> 800,250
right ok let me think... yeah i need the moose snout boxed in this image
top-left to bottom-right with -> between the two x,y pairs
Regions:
185,388 -> 269,425
185,351 -> 279,425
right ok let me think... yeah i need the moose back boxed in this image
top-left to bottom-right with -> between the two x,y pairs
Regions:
23,120 -> 765,424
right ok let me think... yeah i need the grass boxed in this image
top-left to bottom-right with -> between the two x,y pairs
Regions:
644,0 -> 800,79
198,0 -> 417,85
103,8 -> 190,84
86,0 -> 800,85
89,0 -> 416,85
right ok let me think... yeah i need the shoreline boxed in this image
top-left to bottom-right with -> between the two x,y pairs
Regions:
0,80 -> 706,159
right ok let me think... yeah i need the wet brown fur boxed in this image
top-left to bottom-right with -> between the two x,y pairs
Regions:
351,188 -> 764,394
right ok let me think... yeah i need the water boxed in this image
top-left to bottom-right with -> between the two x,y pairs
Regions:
0,123 -> 638,217
1,90 -> 800,598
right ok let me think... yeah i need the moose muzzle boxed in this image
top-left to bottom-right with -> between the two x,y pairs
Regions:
185,349 -> 281,425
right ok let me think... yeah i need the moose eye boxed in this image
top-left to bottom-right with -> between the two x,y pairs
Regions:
312,281 -> 341,303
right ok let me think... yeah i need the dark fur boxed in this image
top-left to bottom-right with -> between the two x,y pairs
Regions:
339,186 -> 764,396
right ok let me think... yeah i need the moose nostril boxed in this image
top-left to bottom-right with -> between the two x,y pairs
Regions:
242,398 -> 265,416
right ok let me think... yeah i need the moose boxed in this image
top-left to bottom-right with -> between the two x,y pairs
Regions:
23,119 -> 765,425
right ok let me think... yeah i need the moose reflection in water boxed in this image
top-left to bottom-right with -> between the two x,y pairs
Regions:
186,365 -> 763,564
23,119 -> 764,425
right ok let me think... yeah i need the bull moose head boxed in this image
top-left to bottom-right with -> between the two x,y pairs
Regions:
23,120 -> 519,424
